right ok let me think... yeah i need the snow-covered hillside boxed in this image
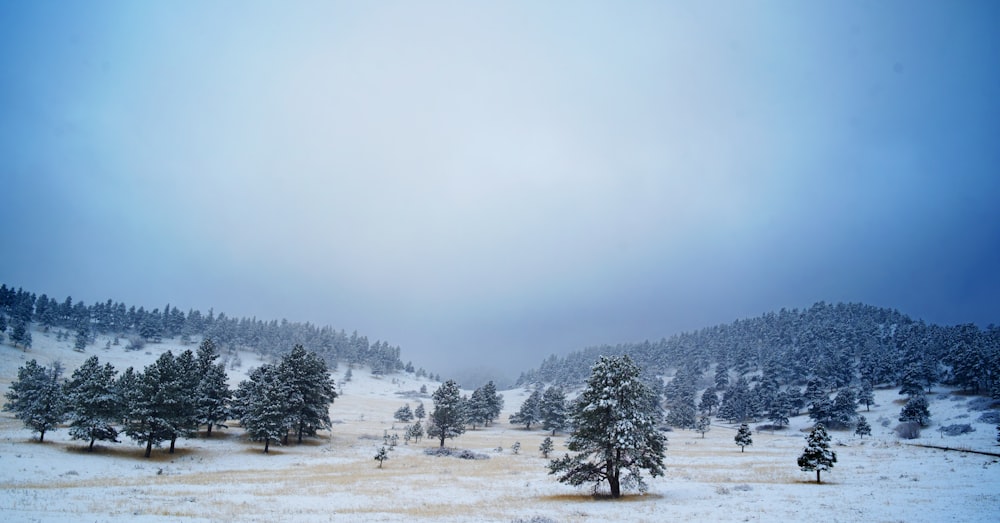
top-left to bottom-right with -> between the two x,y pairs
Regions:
1,326 -> 998,522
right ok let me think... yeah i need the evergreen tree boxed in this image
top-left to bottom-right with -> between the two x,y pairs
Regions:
548,355 -> 666,498
855,415 -> 872,439
414,402 -> 426,421
540,386 -> 568,435
194,339 -> 231,436
427,380 -> 466,447
3,360 -> 66,442
858,382 -> 875,412
407,421 -> 424,443
234,364 -> 289,453
374,446 -> 389,468
278,345 -> 337,443
829,388 -> 858,428
466,386 -> 492,429
394,404 -> 414,423
698,387 -> 719,415
899,394 -> 931,427
540,436 -> 554,458
510,389 -> 543,430
10,319 -> 32,349
74,326 -> 89,352
735,423 -> 753,452
695,414 -> 711,438
798,424 -> 837,483
898,363 -> 925,397
166,349 -> 201,452
482,381 -> 504,427
511,441 -> 521,454
767,391 -> 791,428
64,356 -> 120,450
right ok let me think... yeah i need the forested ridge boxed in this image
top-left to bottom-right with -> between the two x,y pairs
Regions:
0,283 -> 416,377
517,301 -> 999,399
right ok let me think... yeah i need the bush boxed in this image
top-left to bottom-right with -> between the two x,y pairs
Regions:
977,411 -> 1000,424
938,424 -> 975,436
967,397 -> 1000,411
895,421 -> 921,440
423,447 -> 489,460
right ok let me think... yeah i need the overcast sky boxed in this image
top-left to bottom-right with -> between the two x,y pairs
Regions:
2,1 -> 998,380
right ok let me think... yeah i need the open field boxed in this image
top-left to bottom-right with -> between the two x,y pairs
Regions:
2,329 -> 998,522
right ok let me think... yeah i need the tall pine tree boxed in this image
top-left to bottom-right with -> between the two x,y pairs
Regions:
3,360 -> 66,442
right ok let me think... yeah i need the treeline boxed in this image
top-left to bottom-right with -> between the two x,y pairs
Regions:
518,302 -> 999,397
0,283 -> 419,377
2,340 -> 337,455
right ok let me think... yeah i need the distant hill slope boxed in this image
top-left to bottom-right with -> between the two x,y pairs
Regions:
517,301 -> 999,398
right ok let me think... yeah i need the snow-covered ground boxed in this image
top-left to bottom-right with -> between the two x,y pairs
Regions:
1,327 -> 998,522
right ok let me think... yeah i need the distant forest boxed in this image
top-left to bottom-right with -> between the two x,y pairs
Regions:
517,302 -> 999,400
0,283 -> 424,378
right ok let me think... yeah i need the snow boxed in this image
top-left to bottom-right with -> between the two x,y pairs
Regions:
2,327 -> 999,521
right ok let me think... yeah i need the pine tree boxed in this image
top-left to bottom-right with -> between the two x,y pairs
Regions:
278,345 -> 337,443
899,394 -> 931,427
407,421 -> 424,443
698,387 -> 719,415
3,360 -> 66,442
374,446 -> 389,468
830,388 -> 857,428
695,414 -> 711,438
234,364 -> 290,453
548,355 -> 666,498
510,389 -> 542,430
855,415 -> 872,439
466,386 -> 492,429
735,423 -> 753,452
394,404 -> 414,423
858,381 -> 875,412
540,436 -> 554,458
64,356 -> 120,450
414,402 -> 426,421
511,441 -> 521,455
798,424 -> 837,483
121,351 -> 198,457
194,339 -> 231,436
427,380 -> 466,447
540,386 -> 568,435
166,349 -> 200,452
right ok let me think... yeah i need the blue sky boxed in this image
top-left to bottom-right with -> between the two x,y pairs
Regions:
2,1 -> 998,379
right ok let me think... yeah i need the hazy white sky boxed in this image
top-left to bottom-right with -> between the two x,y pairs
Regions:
3,1 -> 999,379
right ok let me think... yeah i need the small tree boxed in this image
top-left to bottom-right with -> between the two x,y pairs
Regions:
735,423 -> 753,452
855,416 -> 872,439
374,446 -> 389,468
414,402 -> 426,421
511,441 -> 521,455
695,415 -> 711,438
233,364 -> 290,453
394,404 -> 414,423
858,382 -> 875,412
798,424 -> 837,483
698,387 -> 719,415
510,390 -> 542,430
427,380 -> 466,447
548,355 -> 666,498
540,436 -> 554,458
3,360 -> 66,442
899,394 -> 931,427
407,421 -> 424,443
540,386 -> 568,435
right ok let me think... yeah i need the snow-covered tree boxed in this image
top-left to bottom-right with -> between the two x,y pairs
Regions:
374,446 -> 389,468
855,415 -> 872,438
3,359 -> 66,442
829,388 -> 858,428
121,351 -> 198,457
64,356 -> 120,450
548,355 -> 666,498
278,345 -> 337,444
858,381 -> 875,412
427,379 -> 466,447
234,364 -> 290,453
407,421 -> 424,443
539,436 -> 554,458
695,414 -> 711,438
698,386 -> 719,415
511,441 -> 521,454
10,319 -> 32,349
540,386 -> 568,435
194,339 -> 231,436
510,389 -> 542,430
394,404 -> 414,423
414,402 -> 426,421
899,394 -> 931,427
735,423 -> 753,452
798,424 -> 837,483
466,382 -> 502,429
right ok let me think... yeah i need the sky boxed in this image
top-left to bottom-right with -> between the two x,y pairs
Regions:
2,0 -> 999,381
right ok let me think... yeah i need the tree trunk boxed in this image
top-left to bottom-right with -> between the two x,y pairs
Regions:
439,433 -> 446,447
297,422 -> 304,444
169,435 -> 177,453
39,430 -> 46,442
207,424 -> 213,437
145,438 -> 153,458
264,439 -> 270,453
89,438 -> 96,452
741,446 -> 744,453
816,470 -> 821,483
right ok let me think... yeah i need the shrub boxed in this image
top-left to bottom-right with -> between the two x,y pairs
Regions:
938,424 -> 975,436
895,421 -> 921,440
